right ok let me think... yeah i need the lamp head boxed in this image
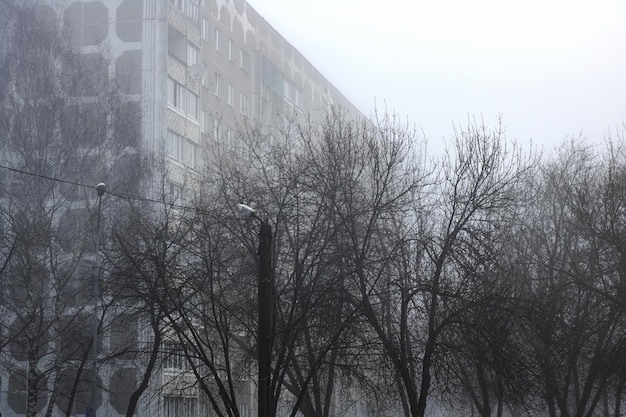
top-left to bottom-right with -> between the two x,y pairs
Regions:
236,203 -> 257,218
96,183 -> 106,196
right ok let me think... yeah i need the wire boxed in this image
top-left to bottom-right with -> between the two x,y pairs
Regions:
0,163 -> 89,189
0,163 -> 198,212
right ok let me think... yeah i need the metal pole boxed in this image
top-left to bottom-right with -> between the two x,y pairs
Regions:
89,183 -> 105,417
257,221 -> 273,417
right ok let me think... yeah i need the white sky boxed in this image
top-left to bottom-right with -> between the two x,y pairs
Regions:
246,0 -> 626,154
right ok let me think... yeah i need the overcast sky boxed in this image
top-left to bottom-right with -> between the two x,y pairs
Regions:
246,0 -> 626,154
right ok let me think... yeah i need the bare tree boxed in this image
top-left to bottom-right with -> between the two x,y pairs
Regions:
168,113 -> 376,417
517,138 -> 626,417
129,111 -> 421,417
322,116 -> 534,417
106,193 -> 196,417
437,251 -> 537,417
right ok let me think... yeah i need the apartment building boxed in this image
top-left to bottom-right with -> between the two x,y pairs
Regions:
53,0 -> 362,191
60,0 -> 361,179
0,1 -> 364,417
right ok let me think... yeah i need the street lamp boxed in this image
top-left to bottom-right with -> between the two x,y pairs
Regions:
88,182 -> 105,417
237,204 -> 273,417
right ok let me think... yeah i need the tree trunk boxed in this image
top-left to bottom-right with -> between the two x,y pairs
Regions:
125,318 -> 162,417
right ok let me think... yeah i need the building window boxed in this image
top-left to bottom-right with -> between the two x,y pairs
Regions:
186,139 -> 199,169
163,341 -> 190,370
168,77 -> 198,119
164,396 -> 197,417
188,0 -> 198,22
214,28 -> 221,52
240,403 -> 250,417
167,130 -> 184,162
188,43 -> 199,65
168,77 -> 184,110
283,79 -> 302,108
227,83 -> 234,107
214,73 -> 221,97
295,89 -> 301,107
240,49 -> 250,73
166,181 -> 182,204
187,91 -> 198,119
239,93 -> 248,115
200,110 -> 208,134
213,121 -> 220,141
228,39 -> 234,62
167,131 -> 200,170
201,18 -> 208,41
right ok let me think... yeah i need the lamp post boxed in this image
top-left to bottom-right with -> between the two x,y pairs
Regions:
237,204 -> 273,417
257,220 -> 273,417
88,182 -> 105,417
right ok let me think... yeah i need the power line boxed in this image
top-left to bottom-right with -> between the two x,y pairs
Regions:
0,163 -> 90,190
0,164 -> 198,212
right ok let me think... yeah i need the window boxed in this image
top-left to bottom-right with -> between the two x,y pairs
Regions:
213,120 -> 220,141
228,39 -> 234,62
185,139 -> 198,168
188,43 -> 199,65
283,78 -> 302,108
167,130 -> 184,161
190,140 -> 200,169
200,110 -> 208,134
201,18 -> 208,41
168,77 -> 198,119
164,396 -> 197,417
167,131 -> 200,169
227,83 -> 234,107
214,28 -> 221,52
240,403 -> 250,417
214,73 -> 221,97
187,91 -> 198,119
239,93 -> 248,115
167,181 -> 182,204
226,128 -> 233,148
168,77 -> 184,109
240,49 -> 250,73
188,0 -> 198,22
295,89 -> 301,107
